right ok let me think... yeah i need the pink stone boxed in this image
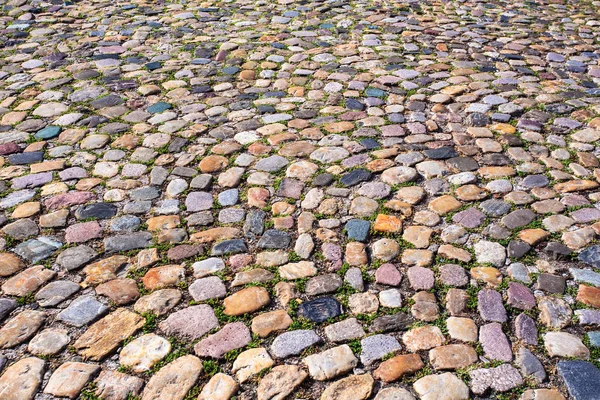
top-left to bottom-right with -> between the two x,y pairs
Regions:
0,143 -> 20,155
65,221 -> 103,243
45,191 -> 95,210
215,50 -> 227,61
100,46 -> 126,54
479,322 -> 513,361
407,266 -> 434,290
375,263 -> 402,286
229,254 -> 253,271
380,125 -> 406,137
194,322 -> 251,358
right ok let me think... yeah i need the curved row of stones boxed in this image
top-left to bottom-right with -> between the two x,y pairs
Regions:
0,0 -> 599,399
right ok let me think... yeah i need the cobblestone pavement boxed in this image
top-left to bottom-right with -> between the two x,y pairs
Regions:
0,0 -> 599,398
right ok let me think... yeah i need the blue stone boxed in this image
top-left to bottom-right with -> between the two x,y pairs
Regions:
222,66 -> 240,75
365,87 -> 386,97
147,102 -> 172,114
345,219 -> 370,242
8,151 -> 44,165
360,138 -> 380,150
35,126 -> 61,140
218,189 -> 239,206
579,245 -> 600,268
587,332 -> 600,347
320,23 -> 334,28
191,58 -> 211,65
557,361 -> 600,399
145,61 -> 162,71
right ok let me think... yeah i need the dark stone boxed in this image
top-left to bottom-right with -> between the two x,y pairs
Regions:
480,199 -> 511,217
557,361 -> 600,400
344,219 -> 370,242
578,245 -> 600,268
508,240 -> 531,259
257,229 -> 290,249
90,94 -> 123,109
312,173 -> 334,186
423,147 -> 458,160
75,203 -> 118,220
481,153 -> 511,166
369,313 -> 414,333
104,232 -> 152,252
243,210 -> 265,238
345,98 -> 365,110
501,209 -> 536,230
211,239 -> 248,256
339,169 -> 371,187
534,273 -> 566,294
544,242 -> 571,260
298,297 -> 342,323
467,112 -> 490,127
0,298 -> 17,322
521,174 -> 549,188
359,138 -> 380,150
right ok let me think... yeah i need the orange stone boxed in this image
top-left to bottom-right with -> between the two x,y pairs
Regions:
143,265 -> 184,290
478,166 -> 515,179
438,245 -> 472,263
455,185 -> 488,201
147,215 -> 180,231
373,214 -> 403,233
576,285 -> 600,308
199,155 -> 228,173
223,286 -> 270,316
190,227 -> 241,243
518,228 -> 550,245
471,267 -> 502,286
373,354 -> 424,382
428,195 -> 462,215
554,179 -> 599,193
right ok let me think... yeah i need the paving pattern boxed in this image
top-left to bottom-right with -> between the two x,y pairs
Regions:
0,0 -> 599,399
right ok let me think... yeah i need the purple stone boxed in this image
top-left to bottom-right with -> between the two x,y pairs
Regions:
571,208 -> 600,223
517,119 -> 542,131
322,243 -> 341,261
406,122 -> 426,134
59,167 -> 87,181
341,154 -> 370,168
452,207 -> 486,229
11,172 -> 53,189
480,322 -> 513,361
407,266 -> 434,290
380,125 -> 405,137
478,289 -> 507,323
561,195 -> 589,207
185,192 -> 213,212
554,118 -> 582,130
515,313 -> 538,345
507,282 -> 536,310
439,264 -> 468,287
576,310 -> 600,325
